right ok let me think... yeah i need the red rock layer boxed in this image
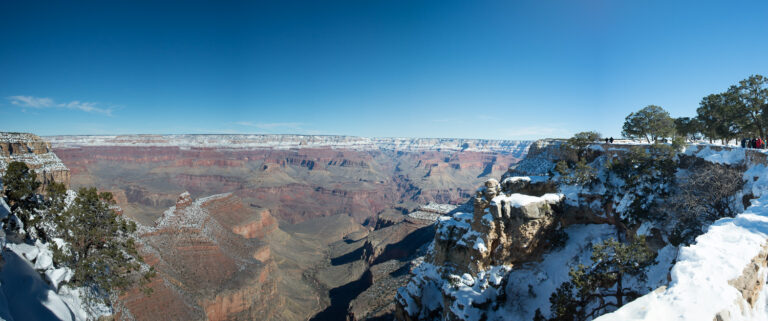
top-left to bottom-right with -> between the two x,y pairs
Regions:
54,146 -> 521,224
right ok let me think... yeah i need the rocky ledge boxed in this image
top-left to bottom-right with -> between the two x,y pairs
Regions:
0,132 -> 70,190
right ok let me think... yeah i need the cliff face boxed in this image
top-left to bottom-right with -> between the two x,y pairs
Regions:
395,142 -> 768,321
46,134 -> 533,320
123,192 -> 282,321
0,132 -> 70,190
50,136 -> 530,226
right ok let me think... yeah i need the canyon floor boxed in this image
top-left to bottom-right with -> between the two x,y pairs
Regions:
50,135 -> 529,321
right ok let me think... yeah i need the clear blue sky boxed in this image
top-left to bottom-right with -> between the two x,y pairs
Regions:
2,0 -> 768,139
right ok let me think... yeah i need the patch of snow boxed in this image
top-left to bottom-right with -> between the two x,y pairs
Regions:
686,145 -> 746,165
419,203 -> 458,215
6,243 -> 39,261
589,144 -> 605,151
0,249 -> 86,321
491,193 -> 562,208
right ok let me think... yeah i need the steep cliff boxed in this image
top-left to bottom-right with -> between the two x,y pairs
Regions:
124,192 -> 282,321
395,141 -> 768,321
0,132 -> 70,190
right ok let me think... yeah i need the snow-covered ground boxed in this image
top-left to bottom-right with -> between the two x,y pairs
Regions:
599,146 -> 768,321
0,190 -> 107,321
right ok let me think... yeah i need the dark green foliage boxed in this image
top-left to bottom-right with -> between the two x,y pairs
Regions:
622,105 -> 675,143
732,74 -> 768,137
561,131 -> 602,163
52,187 -> 154,307
692,74 -> 768,141
696,92 -> 743,143
568,131 -> 602,150
2,161 -> 41,228
674,117 -> 702,141
546,237 -> 657,321
555,159 -> 597,186
604,145 -> 678,226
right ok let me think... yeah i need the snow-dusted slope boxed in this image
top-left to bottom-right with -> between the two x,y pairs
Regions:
0,193 -> 99,321
46,134 -> 532,155
599,146 -> 768,321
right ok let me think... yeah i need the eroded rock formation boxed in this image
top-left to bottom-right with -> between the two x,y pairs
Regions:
0,132 -> 70,190
125,192 -> 282,321
432,177 -> 563,274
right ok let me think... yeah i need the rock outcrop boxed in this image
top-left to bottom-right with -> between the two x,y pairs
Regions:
125,192 -> 282,321
431,177 -> 563,274
0,132 -> 70,190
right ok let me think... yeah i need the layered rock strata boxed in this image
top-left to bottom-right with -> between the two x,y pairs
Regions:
0,132 -> 70,190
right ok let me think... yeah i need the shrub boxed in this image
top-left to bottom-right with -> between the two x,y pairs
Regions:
668,163 -> 744,246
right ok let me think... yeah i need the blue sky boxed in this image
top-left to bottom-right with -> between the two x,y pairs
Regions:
2,0 -> 768,139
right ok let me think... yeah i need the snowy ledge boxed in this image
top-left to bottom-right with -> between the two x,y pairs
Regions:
490,193 -> 563,208
599,146 -> 768,321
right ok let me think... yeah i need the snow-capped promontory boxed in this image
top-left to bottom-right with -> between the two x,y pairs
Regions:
395,141 -> 768,321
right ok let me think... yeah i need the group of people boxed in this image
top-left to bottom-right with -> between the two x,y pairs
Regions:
604,137 -> 615,144
741,137 -> 767,149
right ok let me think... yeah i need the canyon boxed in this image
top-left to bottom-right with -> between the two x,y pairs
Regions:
45,134 -> 532,320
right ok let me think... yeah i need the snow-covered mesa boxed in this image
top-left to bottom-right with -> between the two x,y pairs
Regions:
47,134 -> 532,154
599,146 -> 768,321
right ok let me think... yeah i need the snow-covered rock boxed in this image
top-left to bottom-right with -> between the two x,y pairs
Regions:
396,141 -> 768,321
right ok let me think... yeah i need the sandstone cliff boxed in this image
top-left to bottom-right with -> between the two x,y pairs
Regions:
0,132 -> 70,190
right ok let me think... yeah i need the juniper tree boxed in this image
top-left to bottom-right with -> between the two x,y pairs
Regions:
2,161 -> 41,230
622,105 -> 675,143
52,187 -> 154,308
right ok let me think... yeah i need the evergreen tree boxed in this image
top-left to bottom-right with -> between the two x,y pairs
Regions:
2,161 -> 41,229
696,92 -> 743,143
733,75 -> 768,137
622,105 -> 675,143
547,237 -> 657,321
673,117 -> 701,142
567,131 -> 602,150
52,187 -> 154,307
555,159 -> 596,186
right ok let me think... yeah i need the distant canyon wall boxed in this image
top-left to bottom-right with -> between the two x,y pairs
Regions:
49,135 -> 532,225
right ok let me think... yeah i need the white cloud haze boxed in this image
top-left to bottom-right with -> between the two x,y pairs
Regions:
7,95 -> 114,115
